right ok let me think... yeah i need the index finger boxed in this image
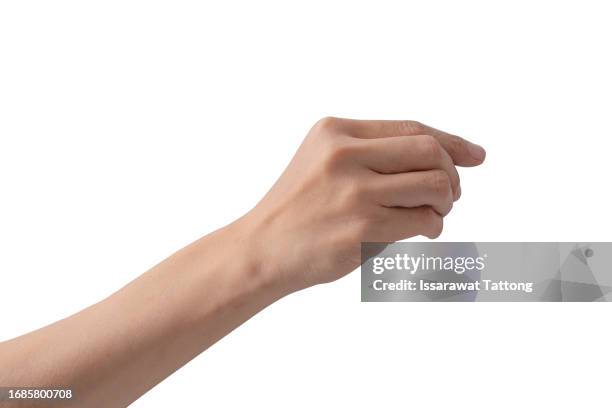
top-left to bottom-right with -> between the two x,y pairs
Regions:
337,118 -> 486,167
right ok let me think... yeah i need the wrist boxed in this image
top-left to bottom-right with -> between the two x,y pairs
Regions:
222,212 -> 309,297
205,216 -> 297,301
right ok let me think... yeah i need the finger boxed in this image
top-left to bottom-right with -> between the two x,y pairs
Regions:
370,170 -> 454,216
342,119 -> 486,167
424,126 -> 486,167
367,206 -> 444,241
354,135 -> 461,200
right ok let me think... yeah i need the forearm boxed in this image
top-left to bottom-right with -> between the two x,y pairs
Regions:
0,218 -> 288,407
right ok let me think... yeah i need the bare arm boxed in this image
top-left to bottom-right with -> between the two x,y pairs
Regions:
0,118 -> 485,407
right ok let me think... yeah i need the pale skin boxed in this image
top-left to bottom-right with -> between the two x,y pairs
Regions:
0,118 -> 485,407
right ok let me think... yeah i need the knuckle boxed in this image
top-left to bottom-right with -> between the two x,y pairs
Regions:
400,120 -> 425,135
448,135 -> 467,156
418,135 -> 442,161
430,170 -> 451,197
313,116 -> 340,133
428,172 -> 453,216
450,173 -> 460,193
422,207 -> 443,238
440,197 -> 454,216
323,139 -> 356,166
321,138 -> 355,172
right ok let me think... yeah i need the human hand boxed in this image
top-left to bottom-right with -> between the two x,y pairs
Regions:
238,117 -> 486,291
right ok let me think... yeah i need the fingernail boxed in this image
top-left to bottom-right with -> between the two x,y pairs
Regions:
455,184 -> 462,201
467,142 -> 486,161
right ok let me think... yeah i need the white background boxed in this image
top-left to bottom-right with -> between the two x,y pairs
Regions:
1,1 -> 611,406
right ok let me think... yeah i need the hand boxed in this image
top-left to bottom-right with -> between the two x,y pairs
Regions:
238,117 -> 486,291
